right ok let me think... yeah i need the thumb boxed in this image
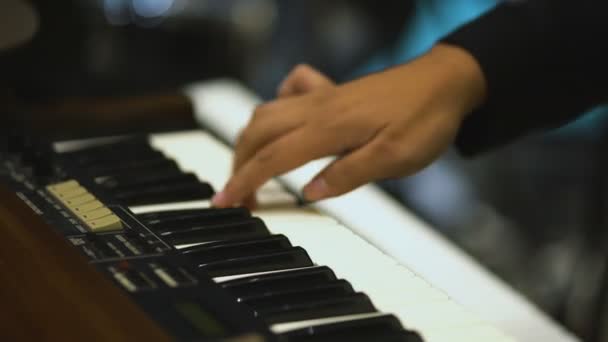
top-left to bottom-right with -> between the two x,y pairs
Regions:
277,64 -> 334,98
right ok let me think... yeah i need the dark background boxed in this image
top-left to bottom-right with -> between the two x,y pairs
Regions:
2,1 -> 608,340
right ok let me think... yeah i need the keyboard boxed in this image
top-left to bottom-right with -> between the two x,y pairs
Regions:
0,81 -> 577,341
0,115 -> 514,342
151,130 -> 517,340
183,79 -> 581,342
43,128 -> 512,341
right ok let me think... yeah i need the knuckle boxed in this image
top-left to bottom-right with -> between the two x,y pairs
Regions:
394,148 -> 427,178
254,146 -> 275,165
293,63 -> 312,76
252,104 -> 271,121
372,137 -> 401,159
235,129 -> 252,148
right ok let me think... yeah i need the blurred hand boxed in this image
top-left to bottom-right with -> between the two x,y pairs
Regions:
212,44 -> 486,208
233,64 -> 336,208
276,64 -> 336,98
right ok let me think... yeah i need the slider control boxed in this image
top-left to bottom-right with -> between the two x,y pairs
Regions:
46,180 -> 123,232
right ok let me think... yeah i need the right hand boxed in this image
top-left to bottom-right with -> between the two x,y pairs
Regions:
214,44 -> 486,208
236,64 -> 335,207
276,64 -> 336,99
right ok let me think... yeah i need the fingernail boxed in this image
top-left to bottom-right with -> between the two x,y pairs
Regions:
212,191 -> 228,207
304,178 -> 328,201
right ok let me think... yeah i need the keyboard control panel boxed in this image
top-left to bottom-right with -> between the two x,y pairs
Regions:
0,132 -> 427,341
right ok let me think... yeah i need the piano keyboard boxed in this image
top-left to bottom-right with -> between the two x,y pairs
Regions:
184,79 -> 581,342
0,79 -> 577,341
54,130 -> 514,341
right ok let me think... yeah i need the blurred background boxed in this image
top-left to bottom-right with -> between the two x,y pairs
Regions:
3,0 -> 608,340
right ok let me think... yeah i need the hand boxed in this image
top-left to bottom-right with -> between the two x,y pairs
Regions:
232,64 -> 336,208
212,44 -> 486,208
276,63 -> 336,98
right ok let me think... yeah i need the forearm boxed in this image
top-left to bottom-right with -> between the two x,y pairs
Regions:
442,0 -> 608,155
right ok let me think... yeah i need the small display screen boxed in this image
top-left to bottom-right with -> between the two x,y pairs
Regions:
175,301 -> 227,337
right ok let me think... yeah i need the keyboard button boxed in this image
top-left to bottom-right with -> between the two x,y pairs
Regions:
64,193 -> 96,207
55,186 -> 88,200
86,214 -> 123,232
78,207 -> 112,221
72,200 -> 104,214
46,180 -> 80,193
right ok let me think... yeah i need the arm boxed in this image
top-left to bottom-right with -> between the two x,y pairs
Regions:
443,0 -> 608,155
213,45 -> 486,207
214,0 -> 608,208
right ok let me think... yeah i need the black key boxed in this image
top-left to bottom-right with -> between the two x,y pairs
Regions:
83,157 -> 180,178
160,217 -> 271,245
199,247 -> 313,277
113,181 -> 215,206
279,315 -> 423,342
240,280 -> 355,308
180,235 -> 292,263
61,136 -> 150,155
222,266 -> 337,298
95,170 -> 193,190
140,207 -> 251,228
68,149 -> 165,168
154,215 -> 264,234
259,293 -> 377,324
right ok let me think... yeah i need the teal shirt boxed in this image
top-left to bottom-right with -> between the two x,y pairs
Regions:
358,0 -> 608,140
358,0 -> 498,74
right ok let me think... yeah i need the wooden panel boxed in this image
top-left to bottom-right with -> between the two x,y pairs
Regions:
0,184 -> 171,341
9,92 -> 197,140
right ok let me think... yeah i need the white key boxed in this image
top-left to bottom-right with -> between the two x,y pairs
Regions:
186,80 -> 580,342
242,208 -> 454,330
148,130 -> 515,341
54,129 -> 526,341
422,324 -> 514,342
149,131 -> 297,209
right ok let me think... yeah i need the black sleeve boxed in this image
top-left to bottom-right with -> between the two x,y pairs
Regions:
442,0 -> 608,156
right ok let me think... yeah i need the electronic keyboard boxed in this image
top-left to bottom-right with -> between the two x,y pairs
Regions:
0,79 -> 579,341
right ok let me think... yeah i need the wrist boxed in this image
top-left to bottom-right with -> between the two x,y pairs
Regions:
425,43 -> 487,118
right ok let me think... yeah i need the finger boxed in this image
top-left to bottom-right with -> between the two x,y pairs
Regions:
242,194 -> 257,210
214,127 -> 342,207
233,99 -> 304,173
302,135 -> 397,201
277,64 -> 334,98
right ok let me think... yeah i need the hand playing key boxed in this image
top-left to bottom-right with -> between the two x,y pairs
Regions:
212,44 -> 487,208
